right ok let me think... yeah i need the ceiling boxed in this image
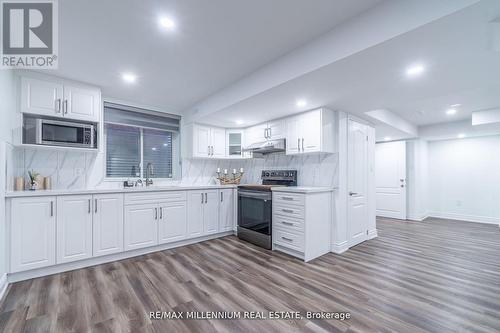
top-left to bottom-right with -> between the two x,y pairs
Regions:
199,0 -> 500,139
48,0 -> 382,113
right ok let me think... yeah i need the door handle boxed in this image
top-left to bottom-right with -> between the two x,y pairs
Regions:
160,207 -> 163,219
205,193 -> 208,203
207,146 -> 210,156
268,127 -> 272,138
201,193 -> 204,203
297,138 -> 301,151
281,197 -> 293,201
302,138 -> 304,151
50,201 -> 54,217
349,192 -> 358,196
282,221 -> 294,226
95,199 -> 98,213
88,199 -> 91,214
281,236 -> 293,242
282,209 -> 293,213
155,208 -> 158,220
63,100 -> 68,114
55,98 -> 61,113
221,191 -> 223,202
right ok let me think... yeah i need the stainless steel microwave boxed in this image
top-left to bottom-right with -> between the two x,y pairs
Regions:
35,118 -> 96,148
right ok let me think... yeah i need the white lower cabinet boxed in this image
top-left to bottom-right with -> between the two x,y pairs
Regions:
219,189 -> 235,232
56,195 -> 93,264
10,197 -> 56,273
187,190 -> 220,236
124,203 -> 158,251
204,190 -> 219,235
93,194 -> 124,257
158,201 -> 187,244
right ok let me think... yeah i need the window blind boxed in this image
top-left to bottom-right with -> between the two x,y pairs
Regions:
143,129 -> 173,178
104,102 -> 180,132
106,124 -> 141,177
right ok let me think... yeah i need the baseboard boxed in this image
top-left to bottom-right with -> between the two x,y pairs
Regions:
0,273 -> 8,302
427,212 -> 500,226
367,229 -> 378,239
8,231 -> 234,283
331,240 -> 349,254
407,213 -> 429,222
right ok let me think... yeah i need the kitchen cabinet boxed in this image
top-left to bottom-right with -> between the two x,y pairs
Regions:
93,194 -> 124,257
187,190 -> 219,237
124,203 -> 158,251
204,190 -> 220,235
226,130 -> 251,158
20,75 -> 101,122
56,195 -> 93,264
219,189 -> 236,232
190,124 -> 226,158
285,108 -> 335,155
244,120 -> 285,146
10,197 -> 56,273
158,201 -> 187,244
272,189 -> 332,262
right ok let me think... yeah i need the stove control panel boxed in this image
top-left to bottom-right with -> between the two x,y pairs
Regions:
261,170 -> 297,185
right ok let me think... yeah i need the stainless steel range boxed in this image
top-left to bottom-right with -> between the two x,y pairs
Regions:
237,170 -> 297,249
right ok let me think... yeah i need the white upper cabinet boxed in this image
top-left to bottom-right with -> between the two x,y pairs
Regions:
56,195 -> 93,264
10,197 -> 56,273
244,120 -> 285,146
20,75 -> 101,123
267,119 -> 286,140
63,84 -> 101,122
21,77 -> 64,117
189,124 -> 226,158
286,108 -> 336,155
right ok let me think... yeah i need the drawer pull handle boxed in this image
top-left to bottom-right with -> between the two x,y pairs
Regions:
281,237 -> 293,242
282,221 -> 294,226
281,197 -> 293,201
282,209 -> 293,213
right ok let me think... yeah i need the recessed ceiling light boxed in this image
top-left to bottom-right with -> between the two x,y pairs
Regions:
446,108 -> 457,115
384,137 -> 391,141
296,99 -> 307,107
457,133 -> 466,139
450,103 -> 461,108
122,72 -> 137,84
235,120 -> 244,125
159,16 -> 176,30
406,64 -> 425,77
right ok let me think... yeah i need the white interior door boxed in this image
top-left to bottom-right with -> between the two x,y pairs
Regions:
348,119 -> 369,247
375,141 -> 407,219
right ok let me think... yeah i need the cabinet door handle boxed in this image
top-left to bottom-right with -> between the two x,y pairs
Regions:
201,193 -> 204,203
282,209 -> 293,213
205,193 -> 208,203
95,199 -> 98,213
297,138 -> 301,151
160,207 -> 163,219
281,236 -> 293,242
155,208 -> 158,220
207,146 -> 210,156
88,199 -> 91,214
50,201 -> 54,217
268,127 -> 272,138
302,138 -> 304,151
63,100 -> 68,114
281,197 -> 293,201
55,98 -> 61,113
282,221 -> 294,226
220,191 -> 223,202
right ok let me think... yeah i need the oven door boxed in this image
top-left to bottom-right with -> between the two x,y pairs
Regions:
238,190 -> 272,235
37,119 -> 94,148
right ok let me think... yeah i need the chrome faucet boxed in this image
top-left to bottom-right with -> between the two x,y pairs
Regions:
145,163 -> 154,186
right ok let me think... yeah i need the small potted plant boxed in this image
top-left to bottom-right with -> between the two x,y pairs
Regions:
28,169 -> 40,191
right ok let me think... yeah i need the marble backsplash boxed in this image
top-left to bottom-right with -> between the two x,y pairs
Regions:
6,145 -> 97,191
181,152 -> 339,187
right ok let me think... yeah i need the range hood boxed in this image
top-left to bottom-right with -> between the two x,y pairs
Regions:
242,138 -> 286,154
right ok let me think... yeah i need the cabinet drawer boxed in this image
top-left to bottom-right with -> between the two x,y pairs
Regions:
273,204 -> 304,219
273,228 -> 304,252
125,191 -> 186,205
274,215 -> 304,232
274,192 -> 304,206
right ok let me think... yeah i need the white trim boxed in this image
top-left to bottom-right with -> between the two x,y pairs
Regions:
406,213 -> 429,222
8,231 -> 234,283
0,273 -> 8,302
427,212 -> 500,226
331,240 -> 349,254
367,229 -> 378,239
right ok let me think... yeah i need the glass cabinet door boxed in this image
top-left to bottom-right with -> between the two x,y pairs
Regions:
228,132 -> 242,156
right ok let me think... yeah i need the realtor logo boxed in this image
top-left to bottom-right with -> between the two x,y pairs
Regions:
1,0 -> 58,68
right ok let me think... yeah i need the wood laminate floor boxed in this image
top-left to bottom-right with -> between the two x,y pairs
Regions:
1,217 -> 500,333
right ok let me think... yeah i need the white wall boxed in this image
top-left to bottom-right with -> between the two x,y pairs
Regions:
0,69 -> 16,284
428,135 -> 500,225
406,139 -> 429,221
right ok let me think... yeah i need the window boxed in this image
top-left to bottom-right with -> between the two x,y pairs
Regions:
104,102 -> 180,179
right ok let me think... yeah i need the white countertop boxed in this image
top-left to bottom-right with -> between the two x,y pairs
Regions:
5,184 -> 237,198
271,186 -> 336,194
